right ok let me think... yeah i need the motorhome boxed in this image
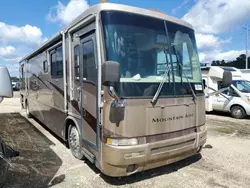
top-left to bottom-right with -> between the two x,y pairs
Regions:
202,66 -> 250,119
18,3 -> 231,177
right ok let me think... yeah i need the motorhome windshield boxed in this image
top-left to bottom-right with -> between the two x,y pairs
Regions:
101,11 -> 202,98
232,80 -> 250,93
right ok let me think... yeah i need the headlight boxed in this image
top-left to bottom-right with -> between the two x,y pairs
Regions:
248,97 -> 250,102
106,138 -> 138,146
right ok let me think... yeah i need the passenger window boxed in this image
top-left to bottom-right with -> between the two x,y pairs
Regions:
51,46 -> 63,78
82,40 -> 96,84
218,81 -> 238,97
218,81 -> 229,95
43,60 -> 48,73
21,65 -> 24,78
74,45 -> 80,79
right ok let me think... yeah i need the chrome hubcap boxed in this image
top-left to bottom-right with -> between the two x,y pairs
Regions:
69,127 -> 80,152
233,109 -> 242,116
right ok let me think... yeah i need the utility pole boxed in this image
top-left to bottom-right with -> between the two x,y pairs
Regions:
243,25 -> 250,69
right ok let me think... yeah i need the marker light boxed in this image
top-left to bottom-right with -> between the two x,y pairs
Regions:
150,8 -> 166,15
106,138 -> 138,146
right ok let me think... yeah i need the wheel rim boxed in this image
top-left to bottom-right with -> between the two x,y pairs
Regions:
26,104 -> 29,115
69,126 -> 80,153
233,108 -> 242,117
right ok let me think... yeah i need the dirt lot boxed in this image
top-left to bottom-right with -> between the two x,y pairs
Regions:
1,92 -> 250,188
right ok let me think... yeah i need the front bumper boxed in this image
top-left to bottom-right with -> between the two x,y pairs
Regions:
101,128 -> 207,177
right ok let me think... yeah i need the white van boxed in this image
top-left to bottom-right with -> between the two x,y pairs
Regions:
202,66 -> 250,119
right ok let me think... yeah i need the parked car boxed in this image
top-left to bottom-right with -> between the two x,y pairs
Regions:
11,81 -> 20,91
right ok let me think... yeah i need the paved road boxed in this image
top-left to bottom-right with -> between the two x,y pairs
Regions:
0,93 -> 250,188
0,92 -> 22,113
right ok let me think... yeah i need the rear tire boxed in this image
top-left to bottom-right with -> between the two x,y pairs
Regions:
68,125 -> 85,160
26,101 -> 32,118
197,146 -> 203,153
231,105 -> 246,119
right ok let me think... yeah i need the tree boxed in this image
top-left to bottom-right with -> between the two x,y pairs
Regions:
10,77 -> 19,82
211,54 -> 250,69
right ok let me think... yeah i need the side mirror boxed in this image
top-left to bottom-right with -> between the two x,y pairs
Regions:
0,66 -> 13,103
102,61 -> 120,86
222,70 -> 232,88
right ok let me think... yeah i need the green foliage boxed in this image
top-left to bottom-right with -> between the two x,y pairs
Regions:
10,77 -> 19,82
211,54 -> 249,69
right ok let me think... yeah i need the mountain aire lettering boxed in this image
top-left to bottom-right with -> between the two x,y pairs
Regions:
152,114 -> 194,123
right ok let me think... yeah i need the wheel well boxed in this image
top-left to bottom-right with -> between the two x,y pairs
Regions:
230,104 -> 246,113
64,119 -> 75,148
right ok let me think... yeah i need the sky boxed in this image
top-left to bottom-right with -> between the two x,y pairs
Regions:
0,0 -> 250,76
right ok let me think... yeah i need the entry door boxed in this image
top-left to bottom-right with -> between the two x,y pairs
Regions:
79,33 -> 98,148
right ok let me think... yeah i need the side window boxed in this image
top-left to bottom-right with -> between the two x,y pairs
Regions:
202,79 -> 206,89
51,52 -> 56,77
74,45 -> 80,79
51,46 -> 63,78
218,81 -> 228,95
218,81 -> 238,97
43,60 -> 48,73
21,65 -> 24,78
82,40 -> 96,84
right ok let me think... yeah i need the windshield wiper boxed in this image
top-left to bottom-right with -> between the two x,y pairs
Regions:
151,65 -> 171,105
151,21 -> 174,106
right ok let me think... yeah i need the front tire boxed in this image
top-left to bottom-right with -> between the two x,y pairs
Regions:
231,106 -> 246,119
26,101 -> 32,118
68,125 -> 85,160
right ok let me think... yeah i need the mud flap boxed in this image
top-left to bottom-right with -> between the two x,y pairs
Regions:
0,137 -> 19,187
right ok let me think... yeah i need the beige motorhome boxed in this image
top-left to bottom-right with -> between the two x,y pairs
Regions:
20,3 -> 211,177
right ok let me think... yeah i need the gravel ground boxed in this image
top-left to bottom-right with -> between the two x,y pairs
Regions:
0,92 -> 250,188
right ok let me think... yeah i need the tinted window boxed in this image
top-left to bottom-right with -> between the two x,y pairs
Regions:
218,81 -> 239,97
74,45 -> 80,79
82,40 -> 96,84
43,60 -> 48,73
101,11 -> 202,98
51,46 -> 63,78
21,65 -> 24,78
51,52 -> 56,76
